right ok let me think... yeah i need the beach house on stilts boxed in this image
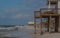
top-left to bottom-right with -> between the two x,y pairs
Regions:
34,0 -> 60,34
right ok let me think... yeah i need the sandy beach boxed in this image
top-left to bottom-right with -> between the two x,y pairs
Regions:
0,26 -> 60,38
16,26 -> 60,38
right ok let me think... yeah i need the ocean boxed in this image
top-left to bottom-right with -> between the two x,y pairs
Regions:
0,26 -> 57,38
0,26 -> 39,38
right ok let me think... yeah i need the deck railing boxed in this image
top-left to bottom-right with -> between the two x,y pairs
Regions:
48,0 -> 57,1
40,8 -> 57,14
34,8 -> 60,18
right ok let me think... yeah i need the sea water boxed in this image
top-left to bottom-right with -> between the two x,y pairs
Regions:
0,26 -> 36,38
0,26 -> 54,38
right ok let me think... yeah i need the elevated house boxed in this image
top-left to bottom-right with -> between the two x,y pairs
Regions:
34,0 -> 60,34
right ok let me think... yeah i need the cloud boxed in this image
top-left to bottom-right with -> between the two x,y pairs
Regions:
18,0 -> 34,5
11,14 -> 32,19
5,8 -> 20,13
0,8 -> 33,20
0,13 -> 32,20
5,8 -> 33,14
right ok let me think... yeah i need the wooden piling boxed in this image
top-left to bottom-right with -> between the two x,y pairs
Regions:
40,16 -> 43,35
58,16 -> 60,32
49,15 -> 52,33
34,11 -> 36,34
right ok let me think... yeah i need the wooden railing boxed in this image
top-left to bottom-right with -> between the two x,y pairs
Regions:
40,8 -> 57,14
34,8 -> 60,18
48,0 -> 57,1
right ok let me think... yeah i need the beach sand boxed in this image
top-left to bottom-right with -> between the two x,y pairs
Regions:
0,26 -> 60,38
17,26 -> 60,38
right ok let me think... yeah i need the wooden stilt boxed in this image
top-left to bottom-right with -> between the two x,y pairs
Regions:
47,17 -> 49,32
55,17 -> 59,32
49,15 -> 51,33
34,18 -> 36,34
58,16 -> 60,32
40,16 -> 43,35
34,12 -> 36,34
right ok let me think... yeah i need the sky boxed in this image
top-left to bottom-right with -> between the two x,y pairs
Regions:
0,0 -> 47,25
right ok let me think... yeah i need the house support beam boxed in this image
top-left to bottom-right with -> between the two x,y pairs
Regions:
34,11 -> 37,34
55,17 -> 59,32
40,16 -> 43,35
58,16 -> 60,32
49,16 -> 52,33
34,18 -> 36,34
47,17 -> 49,32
